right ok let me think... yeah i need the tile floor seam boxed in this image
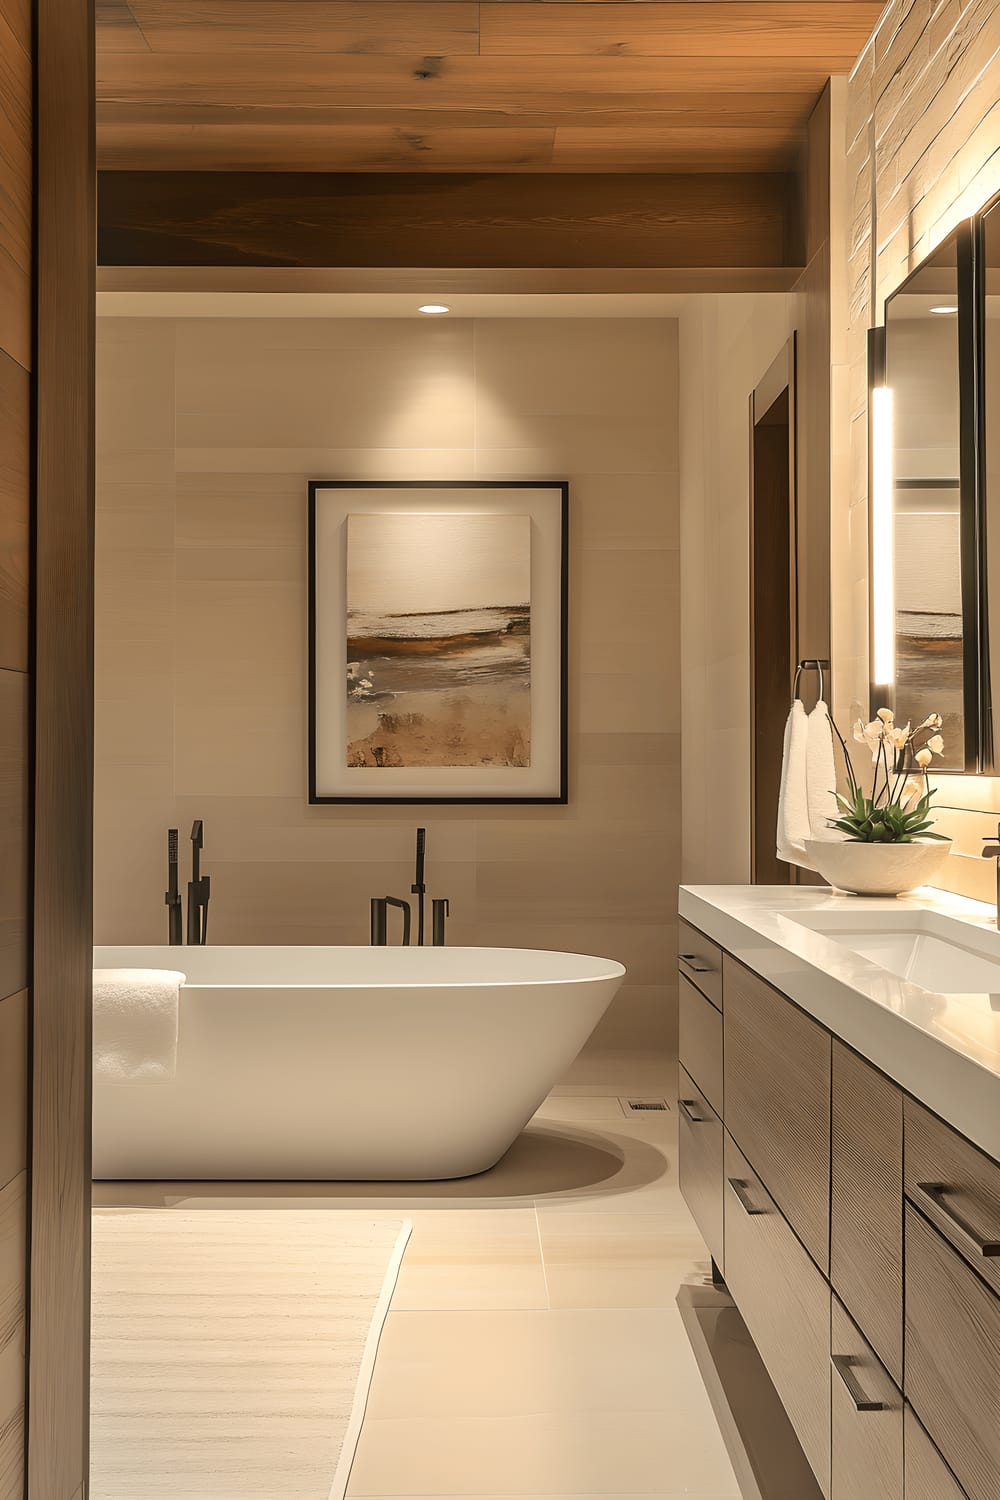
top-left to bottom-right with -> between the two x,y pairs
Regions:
532,1200 -> 553,1311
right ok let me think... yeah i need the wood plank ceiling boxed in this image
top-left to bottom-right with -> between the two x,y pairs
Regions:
96,0 -> 885,175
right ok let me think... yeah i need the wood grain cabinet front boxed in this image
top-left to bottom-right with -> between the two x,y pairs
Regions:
831,1041 -> 903,1385
904,1095 -> 1000,1299
723,1133 -> 832,1497
677,920 -> 723,1010
905,1204 -> 1000,1500
830,1295 -> 902,1500
678,975 -> 723,1117
904,1406 -> 969,1500
723,956 -> 831,1271
678,1064 -> 724,1270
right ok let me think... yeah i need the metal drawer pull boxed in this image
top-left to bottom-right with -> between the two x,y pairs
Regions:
679,953 -> 714,974
728,1176 -> 768,1215
914,1182 -> 1000,1257
831,1354 -> 885,1412
678,1098 -> 707,1125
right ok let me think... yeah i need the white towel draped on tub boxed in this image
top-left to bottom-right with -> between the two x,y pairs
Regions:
93,968 -> 185,1081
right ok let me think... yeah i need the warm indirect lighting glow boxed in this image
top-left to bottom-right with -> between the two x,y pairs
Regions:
418,304 -> 451,315
929,305 -> 958,315
871,384 -> 895,685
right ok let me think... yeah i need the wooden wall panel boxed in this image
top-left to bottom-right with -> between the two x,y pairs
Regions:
0,0 -> 30,1491
0,993 -> 26,1194
0,352 -> 30,672
0,1174 -> 26,1500
97,169 -> 802,271
30,0 -> 96,1497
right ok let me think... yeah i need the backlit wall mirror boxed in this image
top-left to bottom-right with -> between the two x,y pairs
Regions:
879,223 -> 978,771
982,194 -> 1000,771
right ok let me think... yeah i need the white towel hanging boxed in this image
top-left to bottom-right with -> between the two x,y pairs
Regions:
806,700 -> 840,841
776,700 -> 814,869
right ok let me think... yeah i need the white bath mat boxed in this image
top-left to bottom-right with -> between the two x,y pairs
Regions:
90,1209 -> 411,1500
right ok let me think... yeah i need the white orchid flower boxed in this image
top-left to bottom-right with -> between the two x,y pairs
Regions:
852,719 -> 868,744
876,707 -> 894,723
900,777 -> 922,808
915,747 -> 933,768
887,723 -> 910,750
927,734 -> 944,754
917,712 -> 943,730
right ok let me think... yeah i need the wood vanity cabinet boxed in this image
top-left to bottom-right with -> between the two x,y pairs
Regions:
831,1041 -> 904,1385
677,1064 -> 724,1268
904,1407 -> 969,1500
676,917 -> 1000,1500
678,975 -> 723,1117
723,1133 -> 832,1496
723,956 -> 831,1271
677,919 -> 723,1009
830,1295 -> 903,1500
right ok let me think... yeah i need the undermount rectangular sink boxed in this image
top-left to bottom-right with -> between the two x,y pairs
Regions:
785,909 -> 1000,995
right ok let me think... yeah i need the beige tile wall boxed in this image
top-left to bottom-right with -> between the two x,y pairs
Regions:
843,0 -> 1000,902
95,315 -> 680,1057
679,294 -> 795,884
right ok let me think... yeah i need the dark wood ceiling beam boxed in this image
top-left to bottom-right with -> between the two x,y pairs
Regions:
98,169 -> 804,272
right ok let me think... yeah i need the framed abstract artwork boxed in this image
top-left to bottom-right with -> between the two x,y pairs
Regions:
308,480 -> 569,804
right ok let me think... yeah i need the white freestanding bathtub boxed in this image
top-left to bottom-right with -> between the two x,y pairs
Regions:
92,945 -> 625,1181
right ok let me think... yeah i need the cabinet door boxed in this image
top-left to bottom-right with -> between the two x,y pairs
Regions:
678,976 -> 723,1117
724,956 -> 831,1270
906,1204 -> 1000,1500
831,1042 -> 903,1384
724,1133 -> 831,1496
830,1296 -> 902,1500
677,920 -> 723,1010
904,1406 -> 968,1500
678,1064 -> 723,1269
904,1095 -> 1000,1299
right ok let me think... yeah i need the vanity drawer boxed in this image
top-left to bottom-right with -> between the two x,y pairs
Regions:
677,920 -> 723,1010
904,1407 -> 969,1500
904,1095 -> 1000,1298
678,976 -> 723,1116
831,1042 -> 903,1385
830,1295 -> 902,1500
905,1203 -> 1000,1500
724,1133 -> 831,1497
724,956 -> 831,1271
678,1064 -> 724,1270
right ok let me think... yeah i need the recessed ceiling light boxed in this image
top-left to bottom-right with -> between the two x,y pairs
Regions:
929,305 -> 958,314
418,303 -> 450,315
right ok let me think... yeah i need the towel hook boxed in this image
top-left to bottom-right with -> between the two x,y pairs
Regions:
792,658 -> 830,704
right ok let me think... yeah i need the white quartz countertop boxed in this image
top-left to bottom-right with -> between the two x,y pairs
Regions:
679,883 -> 1000,1162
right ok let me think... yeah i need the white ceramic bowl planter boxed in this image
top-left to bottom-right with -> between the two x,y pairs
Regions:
803,838 -> 952,897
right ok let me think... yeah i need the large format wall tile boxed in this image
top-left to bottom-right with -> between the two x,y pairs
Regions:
95,316 -> 680,1061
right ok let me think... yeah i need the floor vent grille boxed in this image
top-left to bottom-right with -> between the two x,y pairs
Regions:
622,1098 -> 670,1113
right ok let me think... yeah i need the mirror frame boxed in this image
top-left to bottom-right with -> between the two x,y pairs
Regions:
974,187 -> 1000,772
872,218 -> 982,772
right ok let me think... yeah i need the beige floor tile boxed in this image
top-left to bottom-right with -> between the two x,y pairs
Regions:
391,1209 -> 547,1312
347,1409 -> 738,1496
537,1212 -> 708,1309
531,1096 -> 627,1124
366,1307 -> 714,1420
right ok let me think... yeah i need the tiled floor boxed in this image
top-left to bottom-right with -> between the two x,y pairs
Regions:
94,1058 -> 741,1499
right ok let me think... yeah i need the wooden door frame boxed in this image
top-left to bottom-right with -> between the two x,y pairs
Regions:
749,336 -> 798,885
29,2 -> 96,1496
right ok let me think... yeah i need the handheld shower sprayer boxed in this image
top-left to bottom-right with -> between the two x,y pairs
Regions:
165,828 -> 183,945
412,826 -> 427,947
186,819 -> 211,945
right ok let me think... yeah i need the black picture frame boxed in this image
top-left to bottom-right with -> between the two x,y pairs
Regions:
308,479 -> 570,805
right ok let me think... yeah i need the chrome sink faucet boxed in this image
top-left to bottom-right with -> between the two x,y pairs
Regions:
982,824 -> 1000,923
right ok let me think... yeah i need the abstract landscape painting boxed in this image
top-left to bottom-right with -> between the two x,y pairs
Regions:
345,511 -> 531,769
